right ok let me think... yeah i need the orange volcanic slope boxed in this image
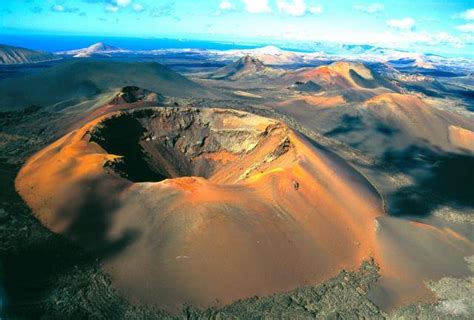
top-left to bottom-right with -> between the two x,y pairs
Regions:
448,125 -> 474,152
289,62 -> 395,89
298,62 -> 374,86
365,93 -> 474,151
16,107 -> 384,312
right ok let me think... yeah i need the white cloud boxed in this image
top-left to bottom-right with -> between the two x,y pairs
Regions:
276,1 -> 322,16
309,5 -> 323,14
459,8 -> 474,20
242,0 -> 271,14
133,3 -> 144,12
277,0 -> 306,16
104,0 -> 141,13
386,17 -> 415,30
373,31 -> 466,48
457,23 -> 474,33
150,3 -> 175,17
219,0 -> 233,10
354,3 -> 384,14
51,5 -> 65,12
105,4 -> 120,12
418,31 -> 466,48
51,4 -> 79,13
116,0 -> 132,7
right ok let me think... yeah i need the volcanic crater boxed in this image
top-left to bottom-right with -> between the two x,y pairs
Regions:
88,107 -> 291,183
16,106 -> 387,312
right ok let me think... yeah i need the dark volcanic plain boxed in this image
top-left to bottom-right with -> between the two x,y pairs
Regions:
0,48 -> 473,319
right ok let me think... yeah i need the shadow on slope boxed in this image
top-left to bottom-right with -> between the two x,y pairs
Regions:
55,175 -> 140,258
0,160 -> 137,319
89,113 -> 167,183
379,145 -> 474,217
325,114 -> 365,137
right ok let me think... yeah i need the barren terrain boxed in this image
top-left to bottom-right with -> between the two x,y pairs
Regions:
1,49 -> 473,319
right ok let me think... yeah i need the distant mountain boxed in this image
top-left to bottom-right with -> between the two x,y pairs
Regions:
57,42 -> 126,58
354,47 -> 437,69
0,44 -> 60,65
209,55 -> 284,80
0,60 -> 209,110
221,46 -> 303,65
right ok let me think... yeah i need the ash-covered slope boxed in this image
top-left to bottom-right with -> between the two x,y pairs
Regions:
209,55 -> 284,80
0,60 -> 209,110
0,44 -> 60,65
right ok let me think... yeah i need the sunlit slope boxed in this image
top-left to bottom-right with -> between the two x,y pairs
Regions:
283,61 -> 400,101
365,93 -> 474,152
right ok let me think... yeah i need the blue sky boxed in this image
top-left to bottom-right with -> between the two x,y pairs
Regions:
1,1 -> 474,56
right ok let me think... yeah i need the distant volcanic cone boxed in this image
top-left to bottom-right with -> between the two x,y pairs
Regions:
284,61 -> 401,101
108,86 -> 165,105
58,42 -> 124,58
209,55 -> 284,80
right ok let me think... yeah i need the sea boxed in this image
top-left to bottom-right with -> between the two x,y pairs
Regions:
0,34 -> 265,52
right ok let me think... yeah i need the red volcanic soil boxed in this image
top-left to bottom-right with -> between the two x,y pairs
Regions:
15,106 -> 474,313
